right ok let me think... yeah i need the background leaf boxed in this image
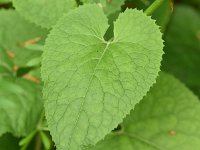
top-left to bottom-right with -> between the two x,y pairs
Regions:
88,72 -> 200,150
0,78 -> 43,137
12,0 -> 77,28
0,10 -> 48,66
162,5 -> 200,97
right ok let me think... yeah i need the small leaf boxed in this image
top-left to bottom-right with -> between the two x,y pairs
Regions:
41,4 -> 163,150
88,73 -> 200,150
12,0 -> 77,28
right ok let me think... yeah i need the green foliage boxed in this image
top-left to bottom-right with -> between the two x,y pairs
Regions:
182,0 -> 200,8
151,0 -> 171,32
0,0 -> 10,3
0,0 -> 200,150
0,78 -> 43,137
88,72 -> 200,150
12,0 -> 77,28
0,10 -> 48,66
41,4 -> 163,150
162,5 -> 200,96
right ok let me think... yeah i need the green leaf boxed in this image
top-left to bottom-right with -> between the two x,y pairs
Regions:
82,0 -> 125,16
41,4 -> 163,150
0,10 -> 48,66
0,133 -> 20,150
162,5 -> 200,97
88,72 -> 200,150
0,79 -> 43,137
12,0 -> 77,28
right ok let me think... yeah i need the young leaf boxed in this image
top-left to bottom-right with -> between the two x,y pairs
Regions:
162,5 -> 200,97
88,72 -> 200,150
0,79 -> 43,137
0,10 -> 48,66
41,4 -> 163,150
12,0 -> 77,28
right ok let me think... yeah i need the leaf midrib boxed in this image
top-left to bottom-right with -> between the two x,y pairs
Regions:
67,40 -> 111,149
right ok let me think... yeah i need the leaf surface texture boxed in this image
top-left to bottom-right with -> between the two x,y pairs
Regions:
88,73 -> 200,150
41,4 -> 163,150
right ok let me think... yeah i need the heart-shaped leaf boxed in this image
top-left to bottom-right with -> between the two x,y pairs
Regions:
41,4 -> 164,150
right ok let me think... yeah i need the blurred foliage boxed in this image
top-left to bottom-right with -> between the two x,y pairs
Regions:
162,4 -> 200,97
0,133 -> 20,150
0,10 -> 48,66
0,78 -> 43,137
0,0 -> 10,3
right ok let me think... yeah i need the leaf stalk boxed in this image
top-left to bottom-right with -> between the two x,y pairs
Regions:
145,0 -> 165,15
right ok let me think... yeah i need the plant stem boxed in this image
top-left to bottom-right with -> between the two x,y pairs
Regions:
35,133 -> 42,150
145,0 -> 164,16
37,110 -> 45,130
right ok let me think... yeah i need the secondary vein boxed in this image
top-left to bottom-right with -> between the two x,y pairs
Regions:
123,132 -> 166,150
